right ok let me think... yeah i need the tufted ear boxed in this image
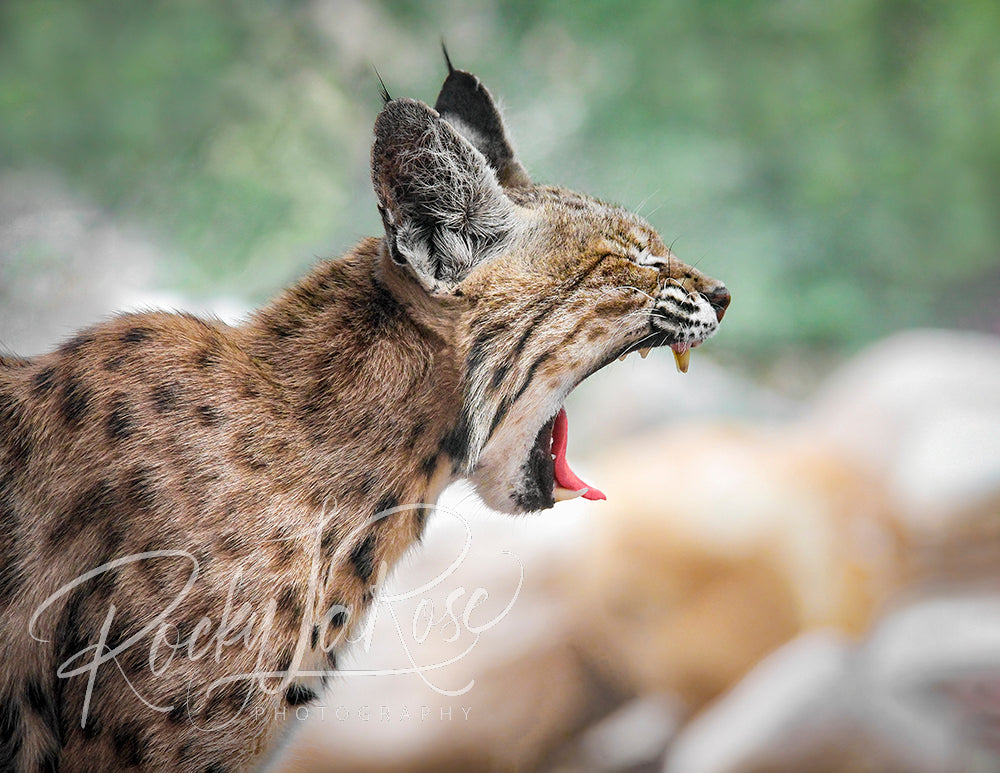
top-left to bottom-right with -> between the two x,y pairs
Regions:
434,51 -> 531,189
371,98 -> 518,294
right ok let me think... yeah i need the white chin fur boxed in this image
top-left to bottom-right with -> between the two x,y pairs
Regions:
468,466 -> 523,514
468,390 -> 566,513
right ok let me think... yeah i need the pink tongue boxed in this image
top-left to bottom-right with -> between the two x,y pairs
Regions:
551,408 -> 606,501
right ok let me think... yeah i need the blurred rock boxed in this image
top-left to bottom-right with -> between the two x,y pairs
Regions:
665,594 -> 1000,773
808,329 -> 1000,535
0,172 -> 156,354
0,172 -> 247,356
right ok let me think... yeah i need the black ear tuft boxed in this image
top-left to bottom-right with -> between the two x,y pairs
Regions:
374,67 -> 392,105
441,41 -> 455,75
433,56 -> 531,188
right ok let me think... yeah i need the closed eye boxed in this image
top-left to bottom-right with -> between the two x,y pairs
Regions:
636,251 -> 668,269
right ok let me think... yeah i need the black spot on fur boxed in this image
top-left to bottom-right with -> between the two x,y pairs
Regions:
328,605 -> 349,629
37,746 -> 60,772
0,697 -> 21,768
359,471 -> 380,496
0,389 -> 32,470
111,721 -> 147,766
204,681 -> 252,719
60,332 -> 94,355
267,316 -> 296,339
54,588 -> 89,675
24,678 -> 62,758
122,327 -> 151,345
488,395 -> 513,440
123,467 -> 158,512
116,642 -> 147,679
414,504 -> 431,535
490,362 -> 512,391
350,532 -> 379,583
178,740 -> 196,762
277,585 -> 303,629
239,378 -> 259,400
374,492 -> 398,517
32,366 -> 57,398
49,479 -> 117,550
194,343 -> 220,369
80,705 -> 102,740
167,696 -> 189,724
201,765 -> 229,773
233,431 -> 269,471
401,420 -> 422,451
103,353 -> 125,372
320,522 -> 342,555
420,454 -> 439,479
275,648 -> 294,676
24,678 -> 52,720
466,326 -> 501,377
217,530 -> 246,558
107,395 -> 132,440
440,410 -> 472,465
363,281 -> 405,334
311,625 -> 320,649
0,491 -> 24,605
151,383 -> 179,413
96,523 -> 125,568
284,683 -> 317,706
60,373 -> 93,425
196,404 -> 224,427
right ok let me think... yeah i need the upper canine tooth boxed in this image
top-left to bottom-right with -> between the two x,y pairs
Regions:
639,347 -> 651,359
618,354 -> 628,362
671,345 -> 691,373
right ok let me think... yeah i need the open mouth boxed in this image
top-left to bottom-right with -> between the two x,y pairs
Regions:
613,336 -> 697,374
525,338 -> 699,507
550,406 -> 605,502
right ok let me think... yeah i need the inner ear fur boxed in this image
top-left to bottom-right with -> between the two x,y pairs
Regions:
371,98 -> 517,293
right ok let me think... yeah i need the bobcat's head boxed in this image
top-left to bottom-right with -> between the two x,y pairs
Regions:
372,56 -> 730,514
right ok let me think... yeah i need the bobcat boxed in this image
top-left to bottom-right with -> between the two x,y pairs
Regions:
0,56 -> 729,771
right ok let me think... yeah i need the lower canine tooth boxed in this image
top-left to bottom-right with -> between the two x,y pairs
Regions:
672,345 -> 691,373
639,347 -> 651,359
554,486 -> 588,502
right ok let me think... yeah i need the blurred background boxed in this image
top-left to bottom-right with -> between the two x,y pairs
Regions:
2,1 -> 999,771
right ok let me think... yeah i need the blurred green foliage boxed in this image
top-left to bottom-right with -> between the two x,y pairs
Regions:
1,0 -> 998,358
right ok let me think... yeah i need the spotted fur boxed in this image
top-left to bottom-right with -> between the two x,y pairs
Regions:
0,58 -> 728,771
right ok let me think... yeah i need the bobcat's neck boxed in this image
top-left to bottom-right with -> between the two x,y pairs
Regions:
241,237 -> 463,529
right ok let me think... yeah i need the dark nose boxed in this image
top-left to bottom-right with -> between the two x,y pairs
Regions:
703,285 -> 731,321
